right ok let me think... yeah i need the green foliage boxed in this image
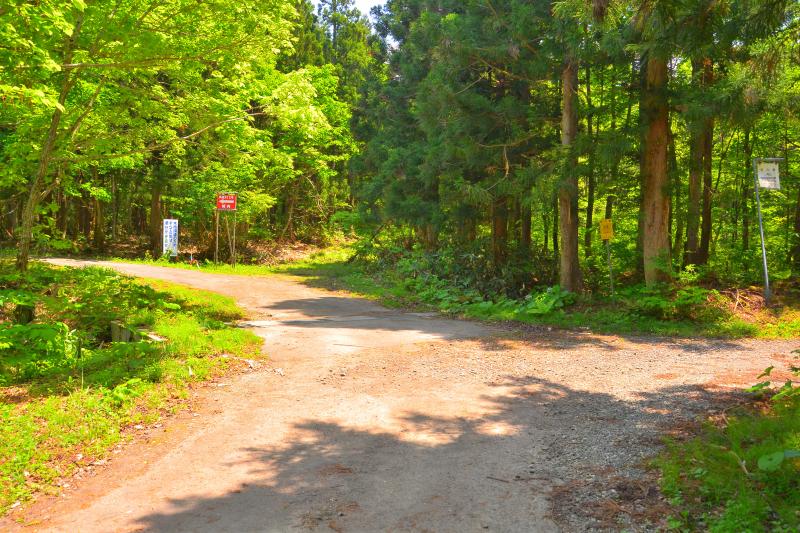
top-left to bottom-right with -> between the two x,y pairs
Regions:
0,262 -> 262,513
655,361 -> 800,531
622,285 -> 723,322
110,241 -> 800,339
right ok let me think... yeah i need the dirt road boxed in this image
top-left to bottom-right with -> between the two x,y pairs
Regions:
10,260 -> 798,532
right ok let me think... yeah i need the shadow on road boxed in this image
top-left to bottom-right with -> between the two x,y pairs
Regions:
132,376 -> 741,532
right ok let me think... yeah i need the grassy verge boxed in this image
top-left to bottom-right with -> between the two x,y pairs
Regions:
654,372 -> 800,531
78,245 -> 800,338
0,261 -> 262,514
349,256 -> 800,339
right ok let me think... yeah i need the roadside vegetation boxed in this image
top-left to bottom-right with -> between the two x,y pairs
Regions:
3,0 -> 800,527
3,1 -> 800,340
106,239 -> 800,339
656,364 -> 800,531
0,261 -> 262,514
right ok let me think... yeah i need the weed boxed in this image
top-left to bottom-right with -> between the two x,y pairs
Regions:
105,245 -> 800,339
655,360 -> 800,531
0,261 -> 262,514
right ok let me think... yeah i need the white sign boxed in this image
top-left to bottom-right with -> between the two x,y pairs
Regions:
162,219 -> 179,257
757,161 -> 781,190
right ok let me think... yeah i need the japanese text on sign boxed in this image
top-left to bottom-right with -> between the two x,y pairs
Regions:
162,219 -> 179,257
757,161 -> 781,190
599,219 -> 614,241
216,193 -> 237,211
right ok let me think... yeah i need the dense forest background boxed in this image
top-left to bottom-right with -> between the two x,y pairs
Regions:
2,0 -> 800,296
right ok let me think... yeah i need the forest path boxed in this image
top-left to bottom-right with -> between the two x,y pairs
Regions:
11,260 -> 797,532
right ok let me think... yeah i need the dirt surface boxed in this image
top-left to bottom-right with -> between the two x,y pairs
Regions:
5,259 -> 797,532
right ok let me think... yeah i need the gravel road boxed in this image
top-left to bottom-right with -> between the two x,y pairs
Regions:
7,259 -> 797,532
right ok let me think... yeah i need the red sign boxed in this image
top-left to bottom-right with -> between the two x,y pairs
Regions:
216,193 -> 237,211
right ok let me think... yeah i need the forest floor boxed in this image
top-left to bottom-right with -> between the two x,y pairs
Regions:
3,259 -> 797,532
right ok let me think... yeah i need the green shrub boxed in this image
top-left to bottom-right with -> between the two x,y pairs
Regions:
0,261 -> 262,513
656,362 -> 800,531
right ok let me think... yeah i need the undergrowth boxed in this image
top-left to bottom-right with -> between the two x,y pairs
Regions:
96,242 -> 800,339
0,261 -> 262,514
655,360 -> 800,531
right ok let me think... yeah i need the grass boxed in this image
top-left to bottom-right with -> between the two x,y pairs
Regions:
655,389 -> 800,531
0,262 -> 262,514
94,244 -> 800,339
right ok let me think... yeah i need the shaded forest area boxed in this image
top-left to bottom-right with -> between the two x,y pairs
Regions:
3,0 -> 800,296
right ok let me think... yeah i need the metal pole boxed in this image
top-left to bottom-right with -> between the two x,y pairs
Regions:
605,240 -> 615,297
232,211 -> 236,269
214,209 -> 219,265
753,158 -> 771,304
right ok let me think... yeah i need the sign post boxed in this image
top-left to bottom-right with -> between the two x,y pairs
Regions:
599,218 -> 615,297
215,193 -> 238,267
162,219 -> 179,258
753,158 -> 783,305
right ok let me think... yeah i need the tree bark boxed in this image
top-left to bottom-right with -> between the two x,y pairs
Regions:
111,174 -> 119,241
697,99 -> 714,264
491,196 -> 509,265
685,62 -> 705,266
552,195 -> 559,261
93,197 -> 105,251
668,123 -> 682,258
559,57 -> 583,292
520,203 -> 532,253
605,195 -> 615,220
584,63 -> 596,259
792,186 -> 800,273
640,55 -> 672,285
15,17 -> 83,271
742,129 -> 752,251
149,181 -> 163,257
79,193 -> 92,241
543,211 -> 550,252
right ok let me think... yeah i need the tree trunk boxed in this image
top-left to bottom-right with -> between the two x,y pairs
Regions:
509,199 -> 520,245
668,120 -> 682,258
111,174 -> 119,241
792,186 -> 800,273
56,189 -> 68,237
604,195 -> 615,220
17,104 -> 66,271
15,17 -> 83,271
419,224 -> 438,251
520,203 -> 532,252
150,181 -> 163,257
491,196 -> 509,265
584,63 -> 596,259
93,197 -> 105,251
685,63 -> 704,266
559,57 -> 583,292
80,193 -> 92,241
543,211 -> 550,252
742,129 -> 752,252
640,55 -> 672,285
552,195 -> 559,262
697,109 -> 714,264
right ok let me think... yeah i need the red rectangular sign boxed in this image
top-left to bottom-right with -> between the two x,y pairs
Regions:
216,193 -> 237,211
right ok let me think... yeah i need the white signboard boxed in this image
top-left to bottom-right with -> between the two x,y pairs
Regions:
757,161 -> 781,190
162,219 -> 179,257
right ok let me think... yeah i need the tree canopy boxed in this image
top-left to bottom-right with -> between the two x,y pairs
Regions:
2,0 -> 800,295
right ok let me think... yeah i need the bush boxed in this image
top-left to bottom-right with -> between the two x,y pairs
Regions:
0,261 -> 262,513
656,362 -> 800,531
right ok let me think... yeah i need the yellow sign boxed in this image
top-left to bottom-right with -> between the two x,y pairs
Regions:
599,219 -> 614,241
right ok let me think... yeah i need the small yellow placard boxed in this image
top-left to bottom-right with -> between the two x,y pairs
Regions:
599,219 -> 614,241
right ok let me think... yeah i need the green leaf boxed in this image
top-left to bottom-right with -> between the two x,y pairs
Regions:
757,366 -> 774,379
757,451 -> 786,472
745,381 -> 771,393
